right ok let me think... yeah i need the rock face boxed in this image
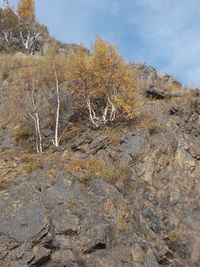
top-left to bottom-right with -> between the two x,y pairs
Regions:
0,94 -> 200,267
132,63 -> 182,92
0,63 -> 200,267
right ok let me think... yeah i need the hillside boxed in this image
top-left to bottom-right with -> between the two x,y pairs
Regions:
0,3 -> 200,267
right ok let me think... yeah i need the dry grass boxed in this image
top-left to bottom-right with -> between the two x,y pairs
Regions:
12,127 -> 33,141
168,230 -> 182,243
101,165 -> 132,183
70,157 -> 104,181
140,113 -> 164,135
67,155 -> 132,184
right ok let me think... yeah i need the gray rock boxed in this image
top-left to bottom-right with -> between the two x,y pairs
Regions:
118,134 -> 146,162
30,246 -> 51,266
146,249 -> 159,267
146,86 -> 166,99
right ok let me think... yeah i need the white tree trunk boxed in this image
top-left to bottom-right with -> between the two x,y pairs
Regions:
1,4 -> 43,54
86,95 -> 116,128
27,88 -> 43,154
28,112 -> 43,154
107,96 -> 116,121
35,112 -> 43,153
86,97 -> 99,128
52,70 -> 60,147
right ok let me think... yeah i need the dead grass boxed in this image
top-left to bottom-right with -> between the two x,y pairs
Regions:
140,113 -> 164,135
12,127 -> 33,141
66,155 -> 132,184
101,165 -> 132,183
168,230 -> 183,244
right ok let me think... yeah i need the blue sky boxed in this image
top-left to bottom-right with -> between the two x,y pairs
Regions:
10,0 -> 200,86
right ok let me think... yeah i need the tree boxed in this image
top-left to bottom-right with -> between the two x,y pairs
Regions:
37,52 -> 69,148
18,0 -> 35,22
52,69 -> 60,147
0,0 -> 43,54
66,37 -> 137,127
10,59 -> 44,154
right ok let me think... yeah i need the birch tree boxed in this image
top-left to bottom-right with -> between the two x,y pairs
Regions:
27,82 -> 43,154
11,61 -> 44,154
52,68 -> 60,147
0,0 -> 43,54
66,37 -> 137,127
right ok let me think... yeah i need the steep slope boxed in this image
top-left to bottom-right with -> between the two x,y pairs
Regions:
0,72 -> 200,266
0,8 -> 200,265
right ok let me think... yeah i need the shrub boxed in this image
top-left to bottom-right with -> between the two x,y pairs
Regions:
140,111 -> 163,135
190,99 -> 199,111
102,165 -> 132,183
12,127 -> 33,141
71,157 -> 104,176
25,160 -> 43,173
168,230 -> 182,243
1,66 -> 9,80
146,122 -> 163,135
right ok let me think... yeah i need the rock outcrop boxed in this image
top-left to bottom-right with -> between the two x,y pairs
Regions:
132,63 -> 182,92
0,90 -> 200,267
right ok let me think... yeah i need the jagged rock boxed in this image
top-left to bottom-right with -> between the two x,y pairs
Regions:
146,86 -> 166,99
30,246 -> 51,266
118,133 -> 146,162
168,262 -> 182,267
0,72 -> 200,267
170,106 -> 180,115
132,63 -> 182,90
132,63 -> 158,85
146,249 -> 159,267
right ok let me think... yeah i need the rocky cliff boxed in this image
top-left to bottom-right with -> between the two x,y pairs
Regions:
0,71 -> 200,267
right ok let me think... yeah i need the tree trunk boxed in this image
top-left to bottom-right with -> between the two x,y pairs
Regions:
52,69 -> 60,147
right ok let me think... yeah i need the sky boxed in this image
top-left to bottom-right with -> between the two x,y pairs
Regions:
9,0 -> 200,86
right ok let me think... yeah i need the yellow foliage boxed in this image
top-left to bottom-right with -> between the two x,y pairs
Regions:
66,37 -> 138,120
18,0 -> 35,22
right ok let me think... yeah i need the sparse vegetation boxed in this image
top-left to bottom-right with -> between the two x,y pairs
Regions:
168,230 -> 182,244
101,165 -> 132,183
70,157 -> 104,180
1,65 -> 9,80
68,155 -> 132,184
25,160 -> 43,173
190,99 -> 199,111
12,127 -> 33,141
146,122 -> 163,135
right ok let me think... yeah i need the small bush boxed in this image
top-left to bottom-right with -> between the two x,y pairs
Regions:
190,99 -> 199,111
67,200 -> 77,210
168,230 -> 182,243
69,156 -> 132,184
102,165 -> 132,183
141,113 -> 163,135
71,157 -> 104,175
2,66 -> 9,80
12,127 -> 33,141
25,160 -> 43,173
147,122 -> 163,135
